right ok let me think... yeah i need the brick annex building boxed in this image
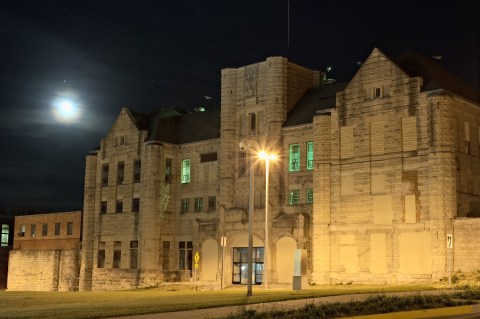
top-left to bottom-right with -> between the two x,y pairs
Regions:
8,48 -> 480,291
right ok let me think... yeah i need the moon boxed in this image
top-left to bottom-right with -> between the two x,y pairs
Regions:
53,99 -> 80,122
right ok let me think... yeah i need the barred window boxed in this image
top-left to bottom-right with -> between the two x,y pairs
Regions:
67,222 -> 73,235
306,142 -> 314,170
306,188 -> 313,204
194,197 -> 203,212
19,225 -> 26,237
181,198 -> 190,212
1,225 -> 9,246
289,144 -> 300,172
181,159 -> 191,184
30,224 -> 36,237
54,222 -> 60,236
289,189 -> 300,205
42,223 -> 48,236
208,196 -> 216,211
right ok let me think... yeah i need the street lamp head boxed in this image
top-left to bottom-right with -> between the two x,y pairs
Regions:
258,151 -> 277,161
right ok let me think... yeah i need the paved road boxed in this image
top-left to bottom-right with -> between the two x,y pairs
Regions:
109,290 -> 473,319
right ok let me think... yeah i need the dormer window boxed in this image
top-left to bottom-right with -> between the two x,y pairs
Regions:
365,86 -> 389,100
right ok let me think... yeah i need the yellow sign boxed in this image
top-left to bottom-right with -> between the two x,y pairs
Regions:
194,252 -> 200,263
194,263 -> 199,269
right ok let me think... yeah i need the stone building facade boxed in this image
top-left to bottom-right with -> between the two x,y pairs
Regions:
8,211 -> 81,291
8,48 -> 480,291
76,48 -> 479,290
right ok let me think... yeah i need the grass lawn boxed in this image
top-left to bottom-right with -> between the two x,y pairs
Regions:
0,284 -> 439,319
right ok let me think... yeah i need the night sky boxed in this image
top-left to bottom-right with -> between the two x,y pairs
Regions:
0,1 -> 478,212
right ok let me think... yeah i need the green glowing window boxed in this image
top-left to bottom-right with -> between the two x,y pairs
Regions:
306,188 -> 313,204
289,144 -> 300,172
306,142 -> 314,170
181,159 -> 191,184
289,189 -> 300,205
1,224 -> 9,246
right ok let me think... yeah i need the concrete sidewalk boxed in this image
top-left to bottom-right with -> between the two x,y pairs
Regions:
110,290 -> 472,319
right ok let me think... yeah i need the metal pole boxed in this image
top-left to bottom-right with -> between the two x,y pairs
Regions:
247,153 -> 254,296
264,158 -> 269,289
221,236 -> 225,290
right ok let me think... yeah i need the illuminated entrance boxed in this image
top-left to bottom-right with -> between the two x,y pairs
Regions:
232,247 -> 264,284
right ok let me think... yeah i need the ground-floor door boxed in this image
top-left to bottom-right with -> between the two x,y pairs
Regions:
232,247 -> 264,285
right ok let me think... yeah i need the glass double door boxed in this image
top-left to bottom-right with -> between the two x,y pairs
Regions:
232,247 -> 264,285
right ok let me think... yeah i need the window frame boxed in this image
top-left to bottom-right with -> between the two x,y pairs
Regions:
1,224 -> 9,246
306,141 -> 314,170
194,197 -> 203,212
178,241 -> 193,271
132,198 -> 140,212
117,161 -> 125,185
208,196 -> 216,211
42,223 -> 48,236
101,163 -> 109,187
181,159 -> 191,184
116,200 -> 123,213
97,246 -> 105,268
133,160 -> 141,183
181,198 -> 190,212
306,188 -> 313,204
113,241 -> 121,268
130,241 -> 138,269
66,222 -> 73,235
288,144 -> 300,172
288,189 -> 300,205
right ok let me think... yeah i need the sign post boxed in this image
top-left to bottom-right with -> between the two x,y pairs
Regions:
194,252 -> 200,291
220,236 -> 227,290
447,234 -> 453,287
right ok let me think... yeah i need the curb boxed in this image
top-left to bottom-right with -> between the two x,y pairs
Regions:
341,305 -> 475,319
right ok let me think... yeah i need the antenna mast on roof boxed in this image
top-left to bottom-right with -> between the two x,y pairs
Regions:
287,0 -> 290,48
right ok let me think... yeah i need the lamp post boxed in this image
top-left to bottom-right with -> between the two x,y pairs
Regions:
259,151 -> 277,290
240,141 -> 254,296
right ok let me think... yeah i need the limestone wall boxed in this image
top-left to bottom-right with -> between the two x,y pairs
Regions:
453,218 -> 480,272
8,249 -> 79,291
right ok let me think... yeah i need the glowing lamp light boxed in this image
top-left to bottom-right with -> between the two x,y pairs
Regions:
258,151 -> 278,161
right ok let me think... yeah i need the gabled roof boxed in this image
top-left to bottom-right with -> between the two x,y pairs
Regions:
283,82 -> 348,127
394,51 -> 479,103
139,107 -> 220,144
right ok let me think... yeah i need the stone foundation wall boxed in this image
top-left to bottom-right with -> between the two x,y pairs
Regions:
7,249 -> 79,291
